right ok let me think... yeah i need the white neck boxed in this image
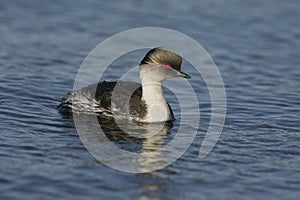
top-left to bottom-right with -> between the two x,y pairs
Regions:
140,77 -> 172,122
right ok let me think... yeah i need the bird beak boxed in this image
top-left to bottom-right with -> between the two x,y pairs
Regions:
178,70 -> 191,79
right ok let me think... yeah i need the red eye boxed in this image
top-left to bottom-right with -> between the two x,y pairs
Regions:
165,64 -> 171,68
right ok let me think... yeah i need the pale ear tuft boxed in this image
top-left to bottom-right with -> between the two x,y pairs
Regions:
140,47 -> 182,71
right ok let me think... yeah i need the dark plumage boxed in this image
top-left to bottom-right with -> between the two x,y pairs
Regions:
58,81 -> 148,120
58,47 -> 189,122
140,47 -> 182,71
95,81 -> 147,119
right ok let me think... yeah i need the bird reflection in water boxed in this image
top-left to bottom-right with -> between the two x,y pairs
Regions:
73,113 -> 174,173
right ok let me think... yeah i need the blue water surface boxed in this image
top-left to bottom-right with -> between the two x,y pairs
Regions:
0,0 -> 300,199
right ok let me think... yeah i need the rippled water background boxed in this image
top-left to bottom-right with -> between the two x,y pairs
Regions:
1,0 -> 300,199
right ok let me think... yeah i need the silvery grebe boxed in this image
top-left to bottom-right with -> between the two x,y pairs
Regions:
58,47 -> 191,122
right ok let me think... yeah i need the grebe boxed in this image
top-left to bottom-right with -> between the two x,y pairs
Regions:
58,47 -> 191,122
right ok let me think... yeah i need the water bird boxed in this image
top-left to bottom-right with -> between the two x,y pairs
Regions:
58,47 -> 191,122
